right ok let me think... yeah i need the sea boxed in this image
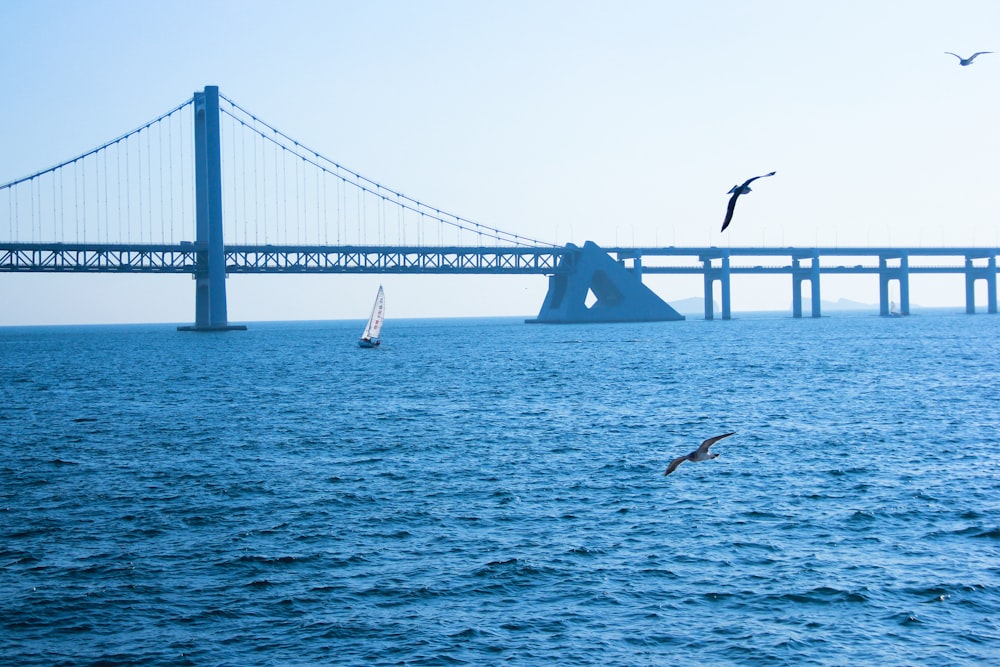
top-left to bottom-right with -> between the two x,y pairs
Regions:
1,311 -> 998,666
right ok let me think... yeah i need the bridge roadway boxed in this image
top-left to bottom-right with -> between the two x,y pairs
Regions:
0,243 -> 563,274
1,242 -> 997,317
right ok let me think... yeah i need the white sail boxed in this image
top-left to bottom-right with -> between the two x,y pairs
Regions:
360,286 -> 385,342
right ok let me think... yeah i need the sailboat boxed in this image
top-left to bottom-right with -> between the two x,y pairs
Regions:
358,285 -> 385,348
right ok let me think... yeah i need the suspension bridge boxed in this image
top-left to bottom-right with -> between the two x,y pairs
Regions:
1,86 -> 997,327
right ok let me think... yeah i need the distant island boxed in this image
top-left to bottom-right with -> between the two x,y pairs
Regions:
802,297 -> 879,312
670,296 -> 887,316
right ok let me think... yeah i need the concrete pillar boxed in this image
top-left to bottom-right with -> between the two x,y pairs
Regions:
721,256 -> 732,320
899,254 -> 910,316
703,259 -> 714,321
878,256 -> 890,316
810,255 -> 821,318
988,256 -> 998,314
791,258 -> 802,318
965,258 -> 977,314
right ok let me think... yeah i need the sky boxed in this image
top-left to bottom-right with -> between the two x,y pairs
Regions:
2,0 -> 999,325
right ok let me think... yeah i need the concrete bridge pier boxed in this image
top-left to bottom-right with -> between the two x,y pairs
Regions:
791,253 -> 821,318
965,256 -> 998,314
701,254 -> 732,320
879,254 -> 910,316
991,257 -> 998,314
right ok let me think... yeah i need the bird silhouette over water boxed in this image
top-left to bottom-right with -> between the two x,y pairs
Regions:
664,432 -> 735,476
721,172 -> 775,232
945,51 -> 992,66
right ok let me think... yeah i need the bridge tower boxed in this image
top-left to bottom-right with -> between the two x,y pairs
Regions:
178,86 -> 245,331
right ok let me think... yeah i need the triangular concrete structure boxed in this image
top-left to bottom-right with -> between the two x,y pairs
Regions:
527,241 -> 684,323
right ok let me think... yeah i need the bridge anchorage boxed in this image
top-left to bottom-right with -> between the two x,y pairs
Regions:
527,241 -> 683,323
1,85 -> 998,325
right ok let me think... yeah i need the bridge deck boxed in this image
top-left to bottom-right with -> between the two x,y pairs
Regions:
1,243 -> 996,274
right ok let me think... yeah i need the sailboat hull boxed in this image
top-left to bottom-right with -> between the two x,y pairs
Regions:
358,338 -> 380,348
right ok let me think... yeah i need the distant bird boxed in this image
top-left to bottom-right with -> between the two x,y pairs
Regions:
945,51 -> 992,66
664,432 -> 736,476
721,172 -> 775,232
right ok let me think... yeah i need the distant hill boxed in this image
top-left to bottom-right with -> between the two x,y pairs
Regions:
667,296 -> 884,315
802,297 -> 878,312
669,296 -> 720,316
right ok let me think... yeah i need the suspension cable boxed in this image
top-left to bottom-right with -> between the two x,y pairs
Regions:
219,94 -> 556,247
0,97 -> 193,191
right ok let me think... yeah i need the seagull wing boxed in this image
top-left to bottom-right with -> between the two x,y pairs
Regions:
743,171 -> 776,187
664,455 -> 688,476
945,52 -> 963,59
722,172 -> 775,232
721,190 -> 741,232
695,431 -> 736,455
970,51 -> 993,60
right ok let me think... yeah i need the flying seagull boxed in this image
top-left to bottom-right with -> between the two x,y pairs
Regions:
721,172 -> 775,232
664,432 -> 735,476
945,51 -> 992,66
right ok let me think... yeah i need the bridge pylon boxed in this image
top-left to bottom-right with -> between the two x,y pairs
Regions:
178,86 -> 245,332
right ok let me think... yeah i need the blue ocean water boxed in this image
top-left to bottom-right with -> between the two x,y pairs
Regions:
1,312 -> 998,666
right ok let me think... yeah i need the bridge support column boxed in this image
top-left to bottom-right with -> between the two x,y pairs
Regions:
792,259 -> 802,318
703,259 -> 714,320
899,255 -> 910,315
879,255 -> 909,316
791,256 -> 822,317
879,257 -> 891,316
791,254 -> 820,318
701,255 -> 731,320
964,256 -> 999,315
721,256 -> 732,320
965,259 -> 977,314
178,85 -> 245,332
810,256 -> 821,318
989,256 -> 998,314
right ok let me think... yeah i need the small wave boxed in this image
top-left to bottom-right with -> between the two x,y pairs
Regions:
246,579 -> 275,587
372,530 -> 413,539
566,545 -> 603,556
910,587 -> 951,604
232,554 -> 317,566
731,541 -> 781,552
894,612 -> 922,626
973,527 -> 1000,539
739,510 -> 790,520
828,466 -> 870,477
6,554 -> 40,566
771,586 -> 869,605
926,525 -> 1000,539
449,626 -> 501,640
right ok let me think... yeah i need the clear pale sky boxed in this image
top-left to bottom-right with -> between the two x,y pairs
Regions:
2,0 -> 999,325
